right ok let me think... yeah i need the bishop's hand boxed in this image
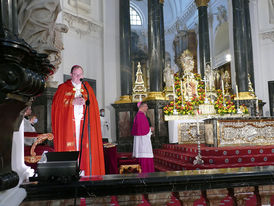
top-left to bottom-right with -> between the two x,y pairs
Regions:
72,97 -> 85,105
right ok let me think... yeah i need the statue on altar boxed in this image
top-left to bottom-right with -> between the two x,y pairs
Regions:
183,77 -> 198,101
180,50 -> 195,75
205,64 -> 216,92
224,70 -> 231,96
248,73 -> 255,96
180,50 -> 198,101
163,63 -> 175,91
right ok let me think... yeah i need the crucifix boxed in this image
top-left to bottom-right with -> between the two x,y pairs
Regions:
202,76 -> 210,104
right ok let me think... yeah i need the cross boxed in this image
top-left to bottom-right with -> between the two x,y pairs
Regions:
202,76 -> 210,104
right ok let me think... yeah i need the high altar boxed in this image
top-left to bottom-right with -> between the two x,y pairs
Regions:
163,50 -> 273,147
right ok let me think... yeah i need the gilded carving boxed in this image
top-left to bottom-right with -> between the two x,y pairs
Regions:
218,120 -> 274,146
195,0 -> 210,7
178,122 -> 205,144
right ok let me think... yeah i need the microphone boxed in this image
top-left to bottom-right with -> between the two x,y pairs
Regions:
80,78 -> 84,82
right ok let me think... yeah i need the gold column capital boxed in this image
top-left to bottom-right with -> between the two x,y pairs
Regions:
114,95 -> 132,104
234,92 -> 257,100
195,0 -> 210,7
145,92 -> 166,101
159,0 -> 164,4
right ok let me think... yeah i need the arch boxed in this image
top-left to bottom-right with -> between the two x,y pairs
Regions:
130,4 -> 143,26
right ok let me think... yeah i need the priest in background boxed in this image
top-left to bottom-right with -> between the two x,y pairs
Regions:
131,102 -> 155,173
51,65 -> 105,176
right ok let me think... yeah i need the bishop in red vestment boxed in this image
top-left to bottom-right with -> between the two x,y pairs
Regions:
51,65 -> 105,176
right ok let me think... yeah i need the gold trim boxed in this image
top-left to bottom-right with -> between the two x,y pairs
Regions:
119,164 -> 141,174
145,92 -> 166,101
195,0 -> 210,7
217,119 -> 274,147
159,0 -> 164,4
234,92 -> 257,100
65,92 -> 74,96
114,95 -> 132,104
6,93 -> 29,103
217,120 -> 220,146
164,114 -> 249,121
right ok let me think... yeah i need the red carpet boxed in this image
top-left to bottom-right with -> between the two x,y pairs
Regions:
154,144 -> 274,171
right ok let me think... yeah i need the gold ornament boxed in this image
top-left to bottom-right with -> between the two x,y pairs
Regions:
195,0 -> 210,7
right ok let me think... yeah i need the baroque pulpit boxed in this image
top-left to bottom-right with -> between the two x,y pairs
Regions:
0,0 -> 54,200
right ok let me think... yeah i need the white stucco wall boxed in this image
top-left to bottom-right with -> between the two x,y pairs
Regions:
251,0 -> 274,116
102,0 -> 120,142
51,0 -> 120,142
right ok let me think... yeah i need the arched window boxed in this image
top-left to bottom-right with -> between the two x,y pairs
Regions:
130,6 -> 142,26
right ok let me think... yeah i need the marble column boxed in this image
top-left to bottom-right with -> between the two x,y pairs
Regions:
232,0 -> 255,94
0,0 -> 18,36
159,1 -> 165,70
147,0 -> 165,100
117,0 -> 132,103
195,0 -> 210,78
244,0 -> 255,90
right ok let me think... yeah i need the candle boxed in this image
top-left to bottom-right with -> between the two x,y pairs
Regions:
172,84 -> 176,108
180,80 -> 184,106
172,83 -> 175,94
236,84 -> 239,99
256,97 -> 259,115
204,77 -> 207,95
196,113 -> 200,135
186,76 -> 189,100
180,80 -> 183,96
221,80 -> 225,96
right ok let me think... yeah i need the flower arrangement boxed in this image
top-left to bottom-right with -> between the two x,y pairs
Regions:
239,104 -> 249,114
163,72 -> 205,115
163,72 -> 249,116
214,89 -> 237,115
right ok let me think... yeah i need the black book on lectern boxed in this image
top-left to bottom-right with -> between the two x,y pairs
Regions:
36,151 -> 80,183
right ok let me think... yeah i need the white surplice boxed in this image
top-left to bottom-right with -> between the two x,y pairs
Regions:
72,81 -> 84,150
132,129 -> 153,158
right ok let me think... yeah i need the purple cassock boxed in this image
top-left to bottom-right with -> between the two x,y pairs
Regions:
131,111 -> 155,173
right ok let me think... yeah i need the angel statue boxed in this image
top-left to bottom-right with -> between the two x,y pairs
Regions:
205,64 -> 216,92
163,63 -> 175,90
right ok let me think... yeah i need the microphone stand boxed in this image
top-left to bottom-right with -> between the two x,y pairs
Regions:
78,79 -> 92,175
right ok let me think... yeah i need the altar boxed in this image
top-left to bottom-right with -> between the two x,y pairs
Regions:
166,115 -> 274,147
165,115 -> 205,144
204,116 -> 274,147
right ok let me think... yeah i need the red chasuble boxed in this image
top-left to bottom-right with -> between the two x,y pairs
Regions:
51,80 -> 105,176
